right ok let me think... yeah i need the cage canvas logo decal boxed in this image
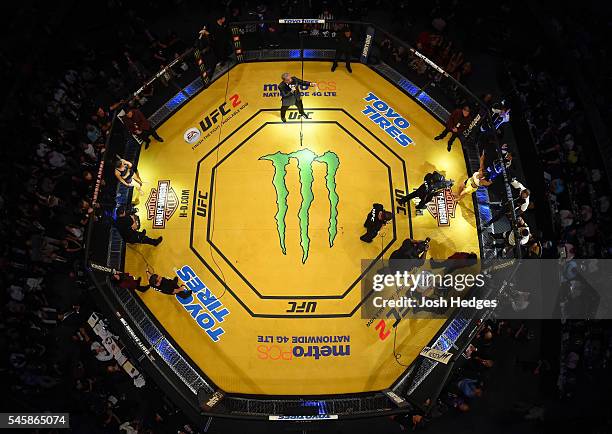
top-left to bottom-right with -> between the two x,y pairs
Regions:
426,188 -> 457,227
260,148 -> 340,263
146,180 -> 179,229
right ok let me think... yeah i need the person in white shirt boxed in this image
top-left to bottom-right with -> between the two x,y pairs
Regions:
91,341 -> 113,362
491,217 -> 531,254
510,179 -> 530,213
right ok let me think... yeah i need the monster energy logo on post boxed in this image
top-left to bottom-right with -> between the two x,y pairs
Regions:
260,148 -> 340,263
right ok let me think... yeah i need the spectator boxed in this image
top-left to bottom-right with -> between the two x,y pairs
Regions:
457,378 -> 483,398
484,178 -> 531,226
491,217 -> 531,253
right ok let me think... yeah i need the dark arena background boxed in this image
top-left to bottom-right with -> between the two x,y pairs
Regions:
1,1 -> 612,433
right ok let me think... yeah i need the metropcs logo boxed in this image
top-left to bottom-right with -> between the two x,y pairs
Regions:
262,81 -> 337,98
146,180 -> 179,229
426,188 -> 457,227
257,335 -> 351,361
259,148 -> 340,263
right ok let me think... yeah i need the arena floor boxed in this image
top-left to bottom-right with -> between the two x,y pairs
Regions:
123,61 -> 480,395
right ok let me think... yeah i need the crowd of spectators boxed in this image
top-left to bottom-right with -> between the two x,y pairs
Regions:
558,320 -> 612,400
0,4 -> 210,433
393,319 -> 545,430
510,63 -> 612,259
376,17 -> 474,109
504,6 -> 612,427
553,5 -> 611,134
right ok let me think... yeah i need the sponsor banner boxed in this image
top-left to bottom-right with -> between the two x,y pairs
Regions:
426,188 -> 457,227
420,346 -> 453,364
202,391 -> 225,410
360,26 -> 375,63
256,334 -> 351,361
384,389 -> 409,408
174,265 -> 230,342
184,93 -> 248,150
362,92 -> 414,146
463,112 -> 482,139
278,18 -> 326,24
146,180 -> 179,229
269,415 -> 339,421
410,49 -> 446,75
262,81 -> 337,99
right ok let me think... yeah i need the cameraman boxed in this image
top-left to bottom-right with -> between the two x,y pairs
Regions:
115,206 -> 162,246
145,269 -> 192,299
398,171 -> 453,210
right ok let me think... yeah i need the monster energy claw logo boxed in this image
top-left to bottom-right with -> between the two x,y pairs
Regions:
260,148 -> 340,263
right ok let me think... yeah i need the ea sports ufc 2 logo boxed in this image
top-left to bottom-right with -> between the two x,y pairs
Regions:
199,94 -> 242,132
260,148 -> 340,263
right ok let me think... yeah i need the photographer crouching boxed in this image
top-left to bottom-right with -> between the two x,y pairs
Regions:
398,171 -> 453,210
388,237 -> 431,272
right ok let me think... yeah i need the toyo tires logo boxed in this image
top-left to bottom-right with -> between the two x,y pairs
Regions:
260,148 -> 340,263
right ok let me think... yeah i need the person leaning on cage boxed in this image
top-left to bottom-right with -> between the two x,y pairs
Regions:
434,105 -> 472,152
278,72 -> 317,122
111,270 -> 150,292
121,107 -> 164,150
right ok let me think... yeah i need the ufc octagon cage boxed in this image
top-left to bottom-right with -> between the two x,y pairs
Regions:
84,19 -> 522,422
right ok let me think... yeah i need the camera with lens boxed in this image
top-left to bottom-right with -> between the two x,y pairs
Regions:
416,237 -> 431,254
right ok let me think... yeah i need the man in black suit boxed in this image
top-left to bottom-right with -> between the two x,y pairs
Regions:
115,206 -> 162,246
331,29 -> 354,73
279,72 -> 317,122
